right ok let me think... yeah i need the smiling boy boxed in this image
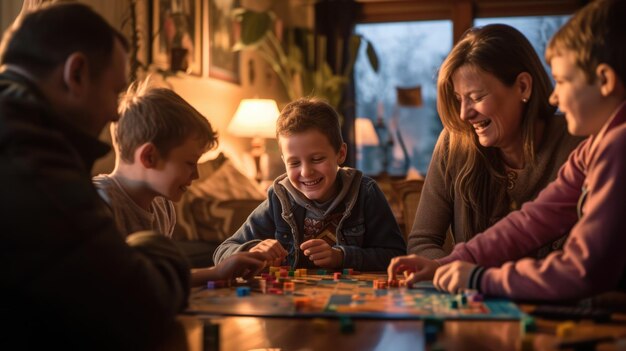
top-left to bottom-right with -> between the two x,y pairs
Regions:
214,98 -> 406,271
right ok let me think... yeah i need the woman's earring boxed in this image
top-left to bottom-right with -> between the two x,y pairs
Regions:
522,98 -> 528,103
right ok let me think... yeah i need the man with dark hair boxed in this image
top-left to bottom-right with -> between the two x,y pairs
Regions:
0,3 -> 190,350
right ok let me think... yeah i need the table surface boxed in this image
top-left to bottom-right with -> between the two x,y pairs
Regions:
164,271 -> 626,351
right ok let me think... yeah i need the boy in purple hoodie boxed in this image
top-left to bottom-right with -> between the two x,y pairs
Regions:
388,0 -> 626,301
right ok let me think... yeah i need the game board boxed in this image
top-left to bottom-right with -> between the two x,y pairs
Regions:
188,269 -> 523,320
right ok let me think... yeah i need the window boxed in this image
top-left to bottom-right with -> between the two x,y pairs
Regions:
352,1 -> 581,177
354,21 -> 452,176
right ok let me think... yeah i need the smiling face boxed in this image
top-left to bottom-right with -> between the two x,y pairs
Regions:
147,136 -> 206,202
549,52 -> 605,136
279,129 -> 347,202
452,65 -> 527,151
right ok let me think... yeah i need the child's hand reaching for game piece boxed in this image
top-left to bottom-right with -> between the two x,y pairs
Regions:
191,252 -> 268,286
387,254 -> 440,286
433,261 -> 477,294
250,239 -> 288,266
300,239 -> 343,269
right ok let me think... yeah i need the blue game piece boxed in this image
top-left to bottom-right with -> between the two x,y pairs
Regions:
236,286 -> 251,297
206,281 -> 215,289
424,324 -> 439,343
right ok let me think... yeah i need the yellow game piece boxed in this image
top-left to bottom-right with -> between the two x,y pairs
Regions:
555,321 -> 577,338
269,266 -> 279,274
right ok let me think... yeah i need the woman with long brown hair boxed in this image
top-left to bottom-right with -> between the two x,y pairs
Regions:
407,24 -> 582,258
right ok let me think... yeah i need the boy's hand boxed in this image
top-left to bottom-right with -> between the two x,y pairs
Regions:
433,261 -> 477,294
213,252 -> 268,280
250,239 -> 288,266
387,254 -> 440,286
300,239 -> 343,269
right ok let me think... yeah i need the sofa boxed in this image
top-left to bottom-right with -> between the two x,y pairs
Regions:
172,153 -> 265,267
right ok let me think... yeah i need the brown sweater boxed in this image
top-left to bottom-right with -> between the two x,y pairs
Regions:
407,115 -> 584,259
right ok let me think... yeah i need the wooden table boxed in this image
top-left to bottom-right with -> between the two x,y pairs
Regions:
164,270 -> 626,351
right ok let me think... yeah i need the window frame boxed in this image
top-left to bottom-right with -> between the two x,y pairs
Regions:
354,0 -> 584,43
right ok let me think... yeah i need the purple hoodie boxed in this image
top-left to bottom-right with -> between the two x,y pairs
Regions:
438,102 -> 626,301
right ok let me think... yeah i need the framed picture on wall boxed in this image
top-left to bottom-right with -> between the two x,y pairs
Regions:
208,0 -> 240,84
151,0 -> 202,76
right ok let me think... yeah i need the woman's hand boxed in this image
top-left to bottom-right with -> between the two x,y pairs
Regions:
387,254 -> 440,286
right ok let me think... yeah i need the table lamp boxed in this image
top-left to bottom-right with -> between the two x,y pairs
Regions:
227,99 -> 280,182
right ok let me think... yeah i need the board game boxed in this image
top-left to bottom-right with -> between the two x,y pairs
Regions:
188,268 -> 523,320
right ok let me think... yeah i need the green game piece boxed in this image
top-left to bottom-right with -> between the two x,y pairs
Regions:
203,322 -> 220,351
288,271 -> 295,277
339,316 -> 355,334
317,269 -> 327,275
449,300 -> 458,309
520,315 -> 537,335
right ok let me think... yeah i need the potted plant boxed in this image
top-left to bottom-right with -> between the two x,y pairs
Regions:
232,8 -> 379,114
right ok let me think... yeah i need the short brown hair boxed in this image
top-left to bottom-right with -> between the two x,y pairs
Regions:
546,0 -> 626,85
276,97 -> 343,152
115,79 -> 218,163
0,3 -> 129,79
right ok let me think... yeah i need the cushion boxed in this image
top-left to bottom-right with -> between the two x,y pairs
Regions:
172,154 -> 265,242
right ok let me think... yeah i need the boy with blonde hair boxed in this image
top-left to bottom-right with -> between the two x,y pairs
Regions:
95,79 -> 267,285
388,0 -> 626,301
214,97 -> 406,271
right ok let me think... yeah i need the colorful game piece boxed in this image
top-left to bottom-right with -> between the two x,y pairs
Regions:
288,270 -> 295,277
206,281 -> 216,289
339,316 -> 355,334
293,297 -> 313,310
317,269 -> 327,275
236,286 -> 251,297
202,322 -> 220,351
283,282 -> 295,294
555,321 -> 576,338
269,266 -> 279,274
333,272 -> 341,281
520,315 -> 537,335
448,300 -> 458,309
342,268 -> 353,275
267,288 -> 282,295
424,324 -> 439,343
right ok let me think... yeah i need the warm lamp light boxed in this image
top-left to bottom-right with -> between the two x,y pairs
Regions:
355,117 -> 379,147
227,99 -> 280,138
227,99 -> 280,182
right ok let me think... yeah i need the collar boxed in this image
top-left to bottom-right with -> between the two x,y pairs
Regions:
0,70 -> 110,170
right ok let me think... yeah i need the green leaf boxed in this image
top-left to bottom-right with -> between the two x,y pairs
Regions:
233,9 -> 274,47
365,40 -> 379,73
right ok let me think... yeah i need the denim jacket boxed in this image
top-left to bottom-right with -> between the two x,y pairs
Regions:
213,168 -> 406,271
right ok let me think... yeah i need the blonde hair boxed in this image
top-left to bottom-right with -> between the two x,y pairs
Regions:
546,0 -> 626,85
115,77 -> 218,163
276,97 -> 343,152
437,24 -> 556,239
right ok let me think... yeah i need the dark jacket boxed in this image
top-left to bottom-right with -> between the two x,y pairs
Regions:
213,168 -> 407,271
0,70 -> 190,350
